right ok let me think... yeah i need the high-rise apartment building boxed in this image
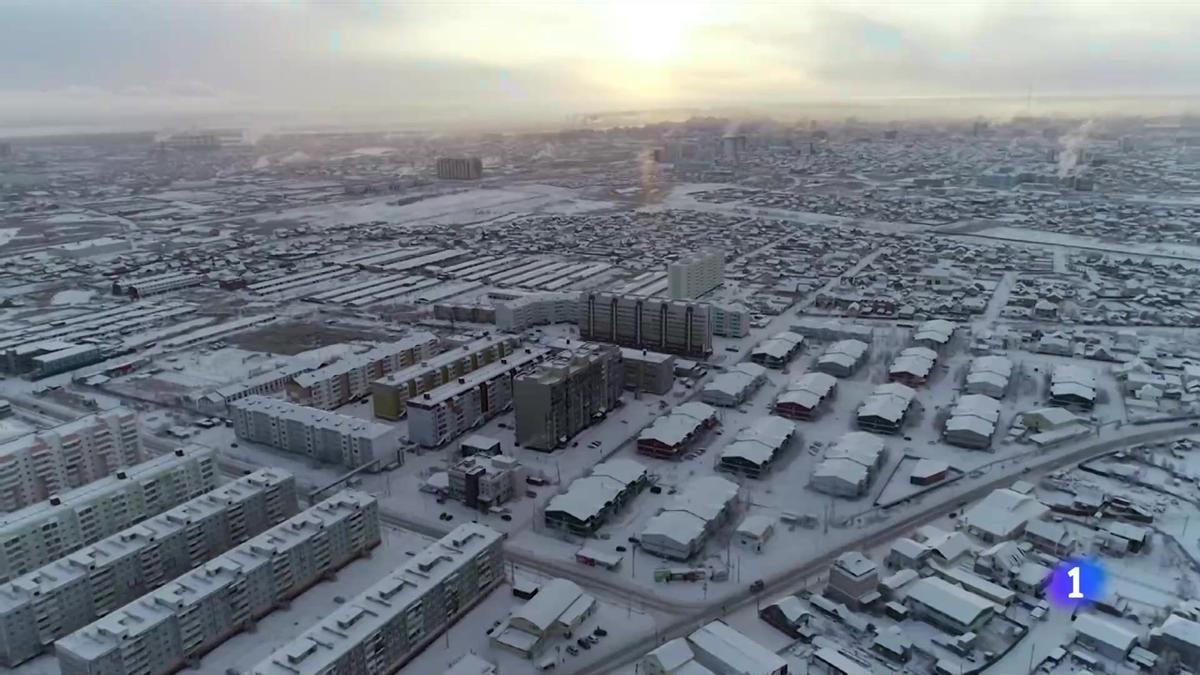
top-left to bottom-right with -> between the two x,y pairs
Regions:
250,523 -> 503,675
0,470 -> 297,666
230,396 -> 401,470
0,446 -> 217,584
0,408 -> 142,511
286,334 -> 438,409
577,292 -> 713,358
436,157 -> 483,180
407,347 -> 548,447
514,343 -> 624,451
371,334 -> 520,420
668,250 -> 724,300
55,491 -> 380,675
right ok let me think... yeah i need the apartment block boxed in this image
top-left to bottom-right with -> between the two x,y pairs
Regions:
407,348 -> 548,447
448,454 -> 519,510
711,302 -> 751,338
514,343 -> 624,451
620,348 -> 676,395
577,291 -> 713,358
494,293 -> 576,332
55,491 -> 381,675
250,523 -> 503,675
287,334 -> 438,410
668,250 -> 724,300
0,470 -> 297,666
371,334 -> 521,420
0,446 -> 218,584
0,407 -> 142,512
230,396 -> 401,471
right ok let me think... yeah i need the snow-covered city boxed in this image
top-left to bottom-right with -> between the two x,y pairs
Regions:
5,67 -> 1200,675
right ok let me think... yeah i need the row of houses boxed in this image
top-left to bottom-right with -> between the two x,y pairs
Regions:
701,362 -> 767,407
810,432 -> 888,497
637,402 -> 719,459
857,382 -> 917,435
943,394 -> 1003,450
543,459 -> 649,536
639,476 -> 739,561
749,330 -> 804,369
815,339 -> 870,377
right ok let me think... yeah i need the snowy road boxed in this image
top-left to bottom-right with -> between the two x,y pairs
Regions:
572,420 -> 1200,675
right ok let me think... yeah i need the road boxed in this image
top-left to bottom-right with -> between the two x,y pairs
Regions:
572,420 -> 1199,675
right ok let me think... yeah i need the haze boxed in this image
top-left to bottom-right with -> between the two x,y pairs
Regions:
2,0 -> 1199,133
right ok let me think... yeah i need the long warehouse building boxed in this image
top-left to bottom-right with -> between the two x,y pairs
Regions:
251,523 -> 503,675
0,445 -> 218,584
0,407 -> 142,512
54,490 -> 381,675
0,469 -> 298,666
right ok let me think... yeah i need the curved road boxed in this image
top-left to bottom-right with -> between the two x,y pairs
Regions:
571,420 -> 1198,675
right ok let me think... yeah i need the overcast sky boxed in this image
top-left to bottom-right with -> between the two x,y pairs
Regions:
2,1 -> 1198,132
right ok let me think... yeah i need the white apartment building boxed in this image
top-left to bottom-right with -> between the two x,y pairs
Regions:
0,470 -> 297,666
494,293 -> 577,332
371,334 -> 521,420
407,348 -> 548,447
230,396 -> 401,470
250,523 -> 503,675
0,407 -> 142,512
286,334 -> 438,409
668,250 -> 724,300
710,302 -> 751,338
0,445 -> 217,584
55,491 -> 381,675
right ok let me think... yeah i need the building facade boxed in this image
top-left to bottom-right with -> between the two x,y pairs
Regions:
577,292 -> 712,358
448,454 -> 518,510
668,250 -> 724,300
287,334 -> 438,409
250,523 -> 502,675
0,470 -> 297,666
230,396 -> 401,470
436,157 -> 483,180
620,348 -> 676,395
407,348 -> 547,447
514,343 -> 624,451
55,491 -> 380,675
0,407 -> 142,512
371,334 -> 521,420
0,446 -> 218,584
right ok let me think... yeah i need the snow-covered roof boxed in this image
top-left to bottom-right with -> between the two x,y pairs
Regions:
687,621 -> 787,675
674,401 -> 718,422
752,332 -> 803,359
1024,407 -> 1080,426
786,371 -> 837,397
544,475 -> 623,521
1156,615 -> 1200,649
827,431 -> 886,466
1074,613 -> 1139,653
812,457 -> 868,486
647,638 -> 697,671
858,383 -> 916,422
1050,381 -> 1096,401
834,551 -> 877,577
510,578 -> 587,633
642,509 -> 706,544
906,577 -> 995,626
971,355 -> 1013,377
962,488 -> 1049,539
736,514 -> 775,539
736,415 -> 795,446
776,388 -> 821,409
590,458 -> 647,486
821,339 -> 869,360
952,394 -> 1002,422
890,347 -> 936,378
765,595 -> 809,624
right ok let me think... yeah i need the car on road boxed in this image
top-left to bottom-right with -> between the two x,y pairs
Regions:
566,646 -> 578,656
593,627 -> 608,637
750,579 -> 765,592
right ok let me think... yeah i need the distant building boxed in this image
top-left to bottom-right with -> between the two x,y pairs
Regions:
577,291 -> 713,358
710,302 -> 750,338
491,578 -> 595,658
287,334 -> 438,409
514,343 -> 623,451
640,476 -> 738,561
436,157 -> 483,180
230,396 -> 401,470
904,576 -> 995,634
687,620 -> 787,675
668,250 -> 724,300
495,293 -> 576,331
371,334 -> 520,420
